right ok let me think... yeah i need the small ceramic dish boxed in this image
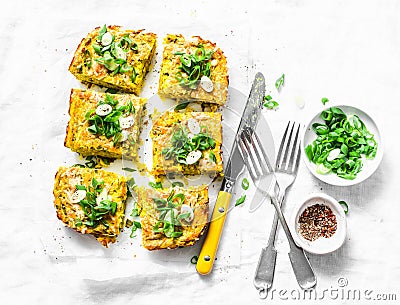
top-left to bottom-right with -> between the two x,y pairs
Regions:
301,105 -> 383,186
290,193 -> 347,254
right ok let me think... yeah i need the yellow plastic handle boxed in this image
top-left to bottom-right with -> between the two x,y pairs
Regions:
196,191 -> 232,275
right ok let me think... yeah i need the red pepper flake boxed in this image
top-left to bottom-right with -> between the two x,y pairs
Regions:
298,204 -> 337,241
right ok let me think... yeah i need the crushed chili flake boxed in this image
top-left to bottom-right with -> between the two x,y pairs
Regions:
298,204 -> 337,241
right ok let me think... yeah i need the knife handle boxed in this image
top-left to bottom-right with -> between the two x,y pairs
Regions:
196,191 -> 231,275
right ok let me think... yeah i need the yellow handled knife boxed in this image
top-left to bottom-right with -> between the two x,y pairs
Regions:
196,72 -> 266,275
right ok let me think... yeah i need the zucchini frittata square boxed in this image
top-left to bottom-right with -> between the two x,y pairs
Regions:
64,88 -> 146,160
150,111 -> 223,177
53,166 -> 128,247
69,25 -> 156,95
137,186 -> 209,250
158,34 -> 228,106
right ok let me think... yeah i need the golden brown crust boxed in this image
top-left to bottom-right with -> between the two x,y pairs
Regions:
53,166 -> 127,247
64,88 -> 146,160
150,111 -> 223,177
69,25 -> 156,95
137,186 -> 209,250
158,34 -> 229,106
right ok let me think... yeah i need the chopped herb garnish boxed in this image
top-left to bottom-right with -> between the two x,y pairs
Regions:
122,167 -> 136,172
149,181 -> 163,189
321,97 -> 329,105
130,201 -> 140,217
162,124 -> 216,165
265,95 -> 273,101
152,190 -> 187,238
209,151 -> 216,163
93,25 -> 137,82
74,178 -> 118,228
264,100 -> 279,110
241,178 -> 250,190
126,177 -> 136,197
275,74 -> 285,91
339,200 -> 349,214
190,255 -> 198,264
85,94 -> 134,146
235,195 -> 246,207
174,102 -> 189,111
171,181 -> 185,188
130,221 -> 142,238
305,107 -> 377,180
175,45 -> 214,90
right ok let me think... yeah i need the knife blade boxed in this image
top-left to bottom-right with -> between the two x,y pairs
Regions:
196,72 -> 266,275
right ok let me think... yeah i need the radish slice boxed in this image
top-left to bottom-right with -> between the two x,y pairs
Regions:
180,204 -> 194,222
96,104 -> 112,116
200,75 -> 213,92
187,118 -> 200,135
186,150 -> 202,165
101,32 -> 113,46
119,116 -> 134,129
71,190 -> 86,203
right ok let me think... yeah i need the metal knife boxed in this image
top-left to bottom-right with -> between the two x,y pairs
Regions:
196,72 -> 266,275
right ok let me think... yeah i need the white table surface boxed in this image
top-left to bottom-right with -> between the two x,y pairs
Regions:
1,0 -> 400,304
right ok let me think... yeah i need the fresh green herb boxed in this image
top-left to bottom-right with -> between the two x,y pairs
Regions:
152,190 -> 187,238
85,94 -> 134,146
171,181 -> 185,188
130,201 -> 140,217
126,177 -> 136,197
235,195 -> 246,207
275,74 -> 285,91
209,151 -> 216,163
122,167 -> 136,172
74,178 -> 118,228
149,181 -> 163,189
241,178 -> 250,190
321,97 -> 329,105
130,221 -> 142,238
105,88 -> 119,94
175,45 -> 214,89
162,124 -> 216,165
74,218 -> 83,227
264,100 -> 279,110
265,95 -> 273,101
174,102 -> 189,111
339,200 -> 349,214
190,255 -> 198,264
83,50 -> 92,68
92,24 -> 137,82
305,107 -> 377,180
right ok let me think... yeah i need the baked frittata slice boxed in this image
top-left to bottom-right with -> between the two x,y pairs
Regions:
150,111 -> 223,177
53,166 -> 128,247
158,34 -> 228,106
69,25 -> 156,95
137,186 -> 209,250
64,88 -> 146,160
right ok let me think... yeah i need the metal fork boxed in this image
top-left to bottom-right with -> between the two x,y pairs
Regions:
238,127 -> 317,295
253,122 -> 304,293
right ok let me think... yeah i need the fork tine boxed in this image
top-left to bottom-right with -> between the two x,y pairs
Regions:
238,131 -> 260,180
287,123 -> 301,173
248,128 -> 274,174
275,121 -> 291,171
293,144 -> 301,175
278,122 -> 295,172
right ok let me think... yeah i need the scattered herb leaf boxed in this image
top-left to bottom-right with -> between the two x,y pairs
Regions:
275,74 -> 285,91
171,181 -> 185,188
122,167 -> 136,172
321,97 -> 329,105
241,178 -> 250,190
174,102 -> 189,111
339,200 -> 349,214
235,195 -> 246,207
149,181 -> 163,189
190,255 -> 198,264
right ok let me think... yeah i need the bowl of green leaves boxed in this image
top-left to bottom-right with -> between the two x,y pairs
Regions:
302,105 -> 383,186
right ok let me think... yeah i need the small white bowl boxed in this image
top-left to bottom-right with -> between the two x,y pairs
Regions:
290,193 -> 347,255
301,105 -> 383,186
